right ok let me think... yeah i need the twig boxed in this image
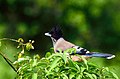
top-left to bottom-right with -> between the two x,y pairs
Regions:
0,51 -> 17,72
0,38 -> 17,42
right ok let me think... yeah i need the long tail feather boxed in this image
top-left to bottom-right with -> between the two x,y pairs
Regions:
84,52 -> 115,59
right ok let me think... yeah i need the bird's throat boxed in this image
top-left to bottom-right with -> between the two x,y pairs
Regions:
51,37 -> 57,46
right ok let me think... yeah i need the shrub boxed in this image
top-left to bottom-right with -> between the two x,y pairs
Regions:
0,38 -> 118,79
14,52 -> 118,79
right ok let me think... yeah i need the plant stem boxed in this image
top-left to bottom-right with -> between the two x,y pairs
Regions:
0,51 -> 17,72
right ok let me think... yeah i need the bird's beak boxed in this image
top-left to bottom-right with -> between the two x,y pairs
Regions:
45,33 -> 51,37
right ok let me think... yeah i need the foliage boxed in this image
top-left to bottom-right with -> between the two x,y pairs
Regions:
0,38 -> 118,79
14,52 -> 118,79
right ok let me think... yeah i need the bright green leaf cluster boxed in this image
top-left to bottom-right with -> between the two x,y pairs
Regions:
14,49 -> 118,79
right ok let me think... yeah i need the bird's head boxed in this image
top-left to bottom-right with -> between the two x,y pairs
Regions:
45,26 -> 63,40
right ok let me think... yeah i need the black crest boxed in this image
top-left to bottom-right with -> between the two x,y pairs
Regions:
49,26 -> 63,40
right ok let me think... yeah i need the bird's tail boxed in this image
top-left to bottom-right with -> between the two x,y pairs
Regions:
84,52 -> 115,59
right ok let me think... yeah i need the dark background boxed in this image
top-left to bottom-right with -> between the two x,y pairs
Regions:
0,0 -> 120,78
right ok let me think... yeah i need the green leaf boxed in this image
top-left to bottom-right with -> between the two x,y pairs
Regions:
32,73 -> 37,79
80,67 -> 86,73
0,41 -> 1,46
68,58 -> 75,67
65,48 -> 76,54
45,52 -> 51,58
62,73 -> 68,79
48,57 -> 61,72
69,73 -> 75,79
68,59 -> 78,71
75,64 -> 80,72
76,74 -> 82,79
91,74 -> 97,79
80,56 -> 88,69
84,72 -> 94,79
62,52 -> 68,64
37,62 -> 47,67
104,67 -> 109,71
47,53 -> 62,59
32,58 -> 37,67
110,71 -> 119,79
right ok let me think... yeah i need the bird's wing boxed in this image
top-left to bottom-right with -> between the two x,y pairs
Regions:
54,38 -> 75,52
54,38 -> 91,61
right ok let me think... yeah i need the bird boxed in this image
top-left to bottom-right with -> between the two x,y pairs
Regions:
45,26 -> 115,61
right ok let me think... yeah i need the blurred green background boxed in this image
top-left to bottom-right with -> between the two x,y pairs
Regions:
0,0 -> 120,79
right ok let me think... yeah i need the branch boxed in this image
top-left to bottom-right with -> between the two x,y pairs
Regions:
0,51 -> 17,72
